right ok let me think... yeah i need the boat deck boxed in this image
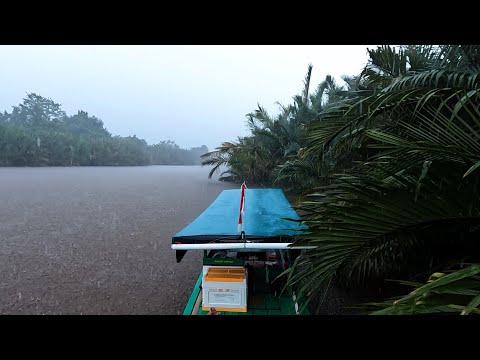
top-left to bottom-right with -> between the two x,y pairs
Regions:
183,266 -> 309,315
197,292 -> 298,315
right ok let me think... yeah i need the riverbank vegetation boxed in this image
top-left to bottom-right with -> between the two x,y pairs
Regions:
0,93 -> 207,166
202,45 -> 480,315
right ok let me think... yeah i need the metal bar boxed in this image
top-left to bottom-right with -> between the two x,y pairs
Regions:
172,243 -> 316,250
182,272 -> 203,315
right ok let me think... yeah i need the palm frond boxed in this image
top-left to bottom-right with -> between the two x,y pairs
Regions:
367,264 -> 480,315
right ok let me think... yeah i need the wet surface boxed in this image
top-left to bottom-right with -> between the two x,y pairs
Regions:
0,166 -> 236,314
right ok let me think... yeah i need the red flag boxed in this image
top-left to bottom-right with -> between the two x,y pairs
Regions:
237,182 -> 246,232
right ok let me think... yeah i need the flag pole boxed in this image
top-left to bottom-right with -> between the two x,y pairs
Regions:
237,181 -> 246,233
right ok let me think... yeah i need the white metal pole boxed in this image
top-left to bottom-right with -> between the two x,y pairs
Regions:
171,243 -> 316,250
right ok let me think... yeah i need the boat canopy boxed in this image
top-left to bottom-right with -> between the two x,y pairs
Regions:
173,189 -> 305,243
171,189 -> 310,262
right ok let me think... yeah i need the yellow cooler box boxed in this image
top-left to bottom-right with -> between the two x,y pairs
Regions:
202,267 -> 248,313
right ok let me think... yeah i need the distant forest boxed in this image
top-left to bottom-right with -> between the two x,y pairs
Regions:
0,93 -> 208,166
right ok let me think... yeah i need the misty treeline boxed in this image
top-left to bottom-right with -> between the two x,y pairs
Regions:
0,93 -> 207,166
202,45 -> 480,315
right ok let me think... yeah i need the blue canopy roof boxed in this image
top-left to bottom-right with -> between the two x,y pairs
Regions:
172,188 -> 305,243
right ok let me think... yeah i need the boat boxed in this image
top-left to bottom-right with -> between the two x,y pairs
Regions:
172,183 -> 312,315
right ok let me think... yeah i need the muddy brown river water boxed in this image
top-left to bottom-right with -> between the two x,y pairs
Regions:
0,166 -> 237,314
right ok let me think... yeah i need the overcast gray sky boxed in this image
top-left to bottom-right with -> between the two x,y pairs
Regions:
0,45 -> 371,151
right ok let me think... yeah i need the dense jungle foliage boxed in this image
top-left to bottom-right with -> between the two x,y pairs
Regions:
0,93 -> 207,166
202,45 -> 480,315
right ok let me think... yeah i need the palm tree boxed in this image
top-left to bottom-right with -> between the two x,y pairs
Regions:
202,65 -> 345,189
366,264 -> 480,315
274,72 -> 349,192
284,45 -> 480,314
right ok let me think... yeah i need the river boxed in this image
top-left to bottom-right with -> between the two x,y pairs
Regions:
0,166 -> 237,314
